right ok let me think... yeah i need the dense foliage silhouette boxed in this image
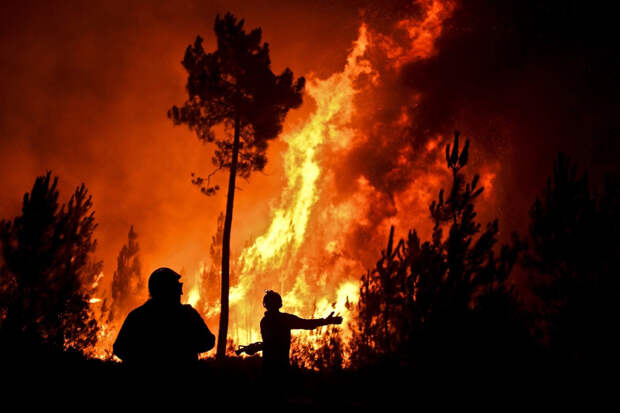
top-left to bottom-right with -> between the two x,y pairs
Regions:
524,153 -> 620,368
347,132 -> 529,373
0,172 -> 101,356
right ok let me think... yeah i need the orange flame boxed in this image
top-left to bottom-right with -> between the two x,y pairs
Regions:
90,0 -> 464,363
223,0 -> 457,357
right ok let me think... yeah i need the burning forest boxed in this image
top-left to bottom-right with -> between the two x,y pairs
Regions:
1,0 -> 619,406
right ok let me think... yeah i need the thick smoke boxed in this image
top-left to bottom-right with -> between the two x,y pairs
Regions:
398,0 -> 620,231
325,0 -> 620,259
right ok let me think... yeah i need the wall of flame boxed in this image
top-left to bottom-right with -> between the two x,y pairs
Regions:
0,0 -> 524,357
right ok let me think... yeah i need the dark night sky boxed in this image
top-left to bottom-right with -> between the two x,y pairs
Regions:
0,0 -> 618,280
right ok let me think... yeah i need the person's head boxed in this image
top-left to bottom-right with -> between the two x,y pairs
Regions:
148,267 -> 183,303
263,290 -> 282,311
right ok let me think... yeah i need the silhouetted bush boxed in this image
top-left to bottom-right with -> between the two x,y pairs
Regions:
291,325 -> 344,372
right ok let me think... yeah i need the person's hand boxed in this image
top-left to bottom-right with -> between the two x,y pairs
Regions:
324,311 -> 343,325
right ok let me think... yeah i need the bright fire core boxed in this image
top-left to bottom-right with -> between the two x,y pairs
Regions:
91,0 -> 489,364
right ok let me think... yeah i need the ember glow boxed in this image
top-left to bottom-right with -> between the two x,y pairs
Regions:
86,0 -> 480,361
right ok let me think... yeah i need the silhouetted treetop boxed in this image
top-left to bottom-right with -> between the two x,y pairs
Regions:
169,12 -> 305,182
106,225 -> 143,324
348,131 -> 526,369
430,131 -> 482,227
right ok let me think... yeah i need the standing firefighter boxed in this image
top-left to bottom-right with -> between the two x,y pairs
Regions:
113,267 -> 215,369
237,290 -> 343,375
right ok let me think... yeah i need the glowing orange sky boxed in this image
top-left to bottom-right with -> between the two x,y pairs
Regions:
2,0 -> 615,309
0,0 -> 366,281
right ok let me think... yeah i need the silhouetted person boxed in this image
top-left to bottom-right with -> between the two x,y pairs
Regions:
113,267 -> 215,370
260,290 -> 342,376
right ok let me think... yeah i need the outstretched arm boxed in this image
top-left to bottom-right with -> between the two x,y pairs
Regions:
286,312 -> 343,330
323,312 -> 343,326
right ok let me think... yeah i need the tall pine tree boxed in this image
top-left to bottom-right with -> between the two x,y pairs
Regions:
169,13 -> 305,358
0,172 -> 101,355
106,225 -> 143,324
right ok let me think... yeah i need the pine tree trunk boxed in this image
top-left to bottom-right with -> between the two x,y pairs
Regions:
216,115 -> 240,359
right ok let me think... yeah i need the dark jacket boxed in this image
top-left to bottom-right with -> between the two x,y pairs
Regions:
260,310 -> 325,371
113,299 -> 215,367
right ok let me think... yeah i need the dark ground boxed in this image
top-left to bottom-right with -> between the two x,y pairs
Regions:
2,350 -> 615,409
